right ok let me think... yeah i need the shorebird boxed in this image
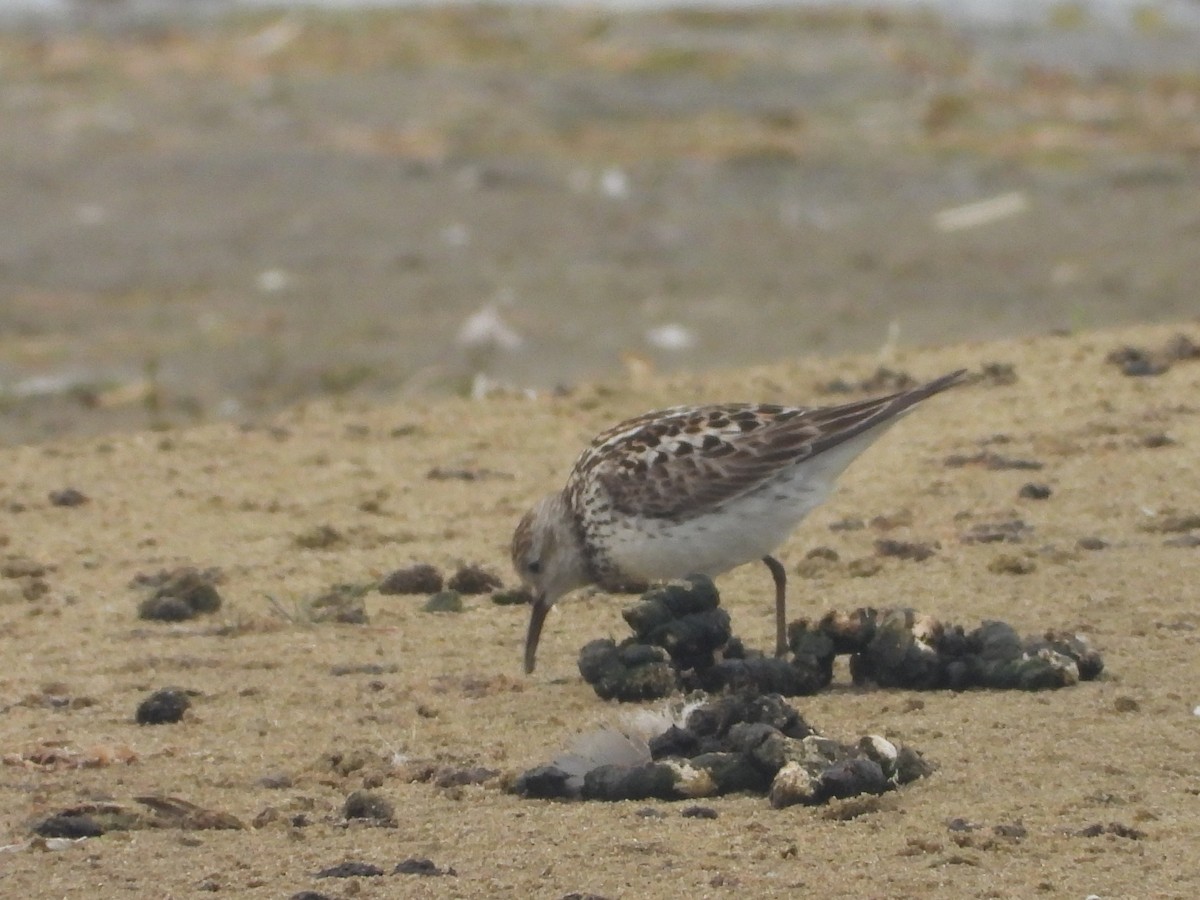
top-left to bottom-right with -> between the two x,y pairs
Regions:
512,369 -> 966,673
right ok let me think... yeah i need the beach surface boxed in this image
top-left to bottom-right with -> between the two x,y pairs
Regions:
2,7 -> 1199,445
1,321 -> 1199,897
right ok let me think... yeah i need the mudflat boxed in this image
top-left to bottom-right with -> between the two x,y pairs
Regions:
2,7 -> 1199,445
1,322 -> 1198,898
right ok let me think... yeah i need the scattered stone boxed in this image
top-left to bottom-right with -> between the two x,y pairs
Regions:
993,821 -> 1028,839
1112,696 -> 1140,713
343,790 -> 394,825
378,564 -> 443,595
1035,632 -> 1105,681
314,862 -> 385,878
1018,483 -> 1052,500
681,805 -> 718,819
576,578 -> 1102,701
577,639 -> 677,702
447,565 -> 503,594
289,893 -> 335,900
1164,333 -> 1200,361
394,858 -> 456,876
137,595 -> 195,622
48,488 -> 89,507
135,689 -> 191,725
256,772 -> 293,790
874,539 -> 936,562
1106,334 -> 1200,377
622,576 -> 729,671
33,813 -> 105,839
1140,432 -> 1175,449
513,765 -> 574,799
30,802 -> 144,836
136,567 -> 222,621
423,590 -> 464,613
1076,536 -> 1108,551
1106,346 -> 1166,377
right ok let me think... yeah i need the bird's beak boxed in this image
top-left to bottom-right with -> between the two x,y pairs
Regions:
524,593 -> 551,674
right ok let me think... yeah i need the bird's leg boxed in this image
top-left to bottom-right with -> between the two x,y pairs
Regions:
762,555 -> 788,657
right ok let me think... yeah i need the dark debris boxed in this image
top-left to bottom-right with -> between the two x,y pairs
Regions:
136,567 -> 223,621
135,688 -> 191,725
513,690 -> 931,808
575,576 -> 1102,701
447,565 -> 503,594
378,564 -> 443,595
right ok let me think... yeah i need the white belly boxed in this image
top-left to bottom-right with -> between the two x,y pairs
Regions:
603,479 -> 830,580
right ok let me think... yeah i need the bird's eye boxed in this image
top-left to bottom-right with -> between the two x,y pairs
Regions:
527,560 -> 542,575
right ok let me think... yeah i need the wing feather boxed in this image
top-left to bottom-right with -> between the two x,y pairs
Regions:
569,370 -> 964,521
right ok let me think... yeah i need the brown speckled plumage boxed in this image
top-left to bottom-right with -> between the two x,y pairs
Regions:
513,370 -> 966,673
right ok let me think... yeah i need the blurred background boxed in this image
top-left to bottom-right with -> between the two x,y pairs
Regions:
1,0 -> 1198,443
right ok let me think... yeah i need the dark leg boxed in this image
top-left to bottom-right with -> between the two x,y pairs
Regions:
762,555 -> 788,657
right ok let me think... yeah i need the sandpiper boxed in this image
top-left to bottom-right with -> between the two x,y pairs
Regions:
512,369 -> 966,673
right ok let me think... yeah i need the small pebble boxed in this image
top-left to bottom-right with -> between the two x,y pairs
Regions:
1018,483 -> 1052,500
343,790 -> 395,824
447,565 -> 503,594
378,564 -> 443,595
33,813 -> 105,839
394,858 -> 456,877
136,688 -> 191,725
48,488 -> 89,507
136,567 -> 222,621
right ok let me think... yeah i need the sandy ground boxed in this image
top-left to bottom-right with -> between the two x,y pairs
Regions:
2,7 -> 1200,445
0,321 -> 1198,898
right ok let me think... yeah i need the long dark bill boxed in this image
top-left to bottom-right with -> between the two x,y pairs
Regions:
524,595 -> 551,674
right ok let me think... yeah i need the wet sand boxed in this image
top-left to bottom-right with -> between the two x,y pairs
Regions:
2,7 -> 1199,445
1,322 -> 1198,897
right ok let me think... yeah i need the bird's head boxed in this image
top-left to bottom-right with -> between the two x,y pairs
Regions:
511,492 -> 589,673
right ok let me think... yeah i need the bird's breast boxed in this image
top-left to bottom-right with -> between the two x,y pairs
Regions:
594,475 -> 829,582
